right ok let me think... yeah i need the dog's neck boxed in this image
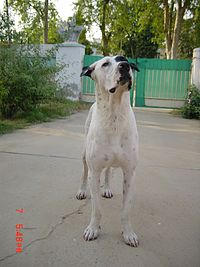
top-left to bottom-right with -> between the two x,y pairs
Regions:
95,84 -> 131,132
95,84 -> 131,111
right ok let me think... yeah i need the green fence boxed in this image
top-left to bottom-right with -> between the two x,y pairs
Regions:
133,58 -> 192,107
82,55 -> 192,108
82,55 -> 103,95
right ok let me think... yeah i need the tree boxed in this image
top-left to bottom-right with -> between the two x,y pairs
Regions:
163,0 -> 192,59
0,0 -> 16,44
75,0 -> 198,58
179,3 -> 200,58
75,0 -> 116,55
75,9 -> 93,54
5,0 -> 11,44
44,0 -> 49,43
10,0 -> 59,44
137,0 -> 199,59
109,0 -> 159,58
121,26 -> 158,58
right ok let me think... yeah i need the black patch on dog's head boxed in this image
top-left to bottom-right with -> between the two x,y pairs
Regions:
115,56 -> 128,63
115,56 -> 139,72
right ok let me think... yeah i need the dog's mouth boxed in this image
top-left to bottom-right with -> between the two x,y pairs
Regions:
109,74 -> 132,94
118,75 -> 132,90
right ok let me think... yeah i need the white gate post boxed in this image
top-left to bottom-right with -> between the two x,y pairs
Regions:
191,48 -> 200,90
56,43 -> 85,100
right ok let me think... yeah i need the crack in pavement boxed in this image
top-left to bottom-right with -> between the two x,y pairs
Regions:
0,200 -> 88,263
0,151 -> 80,161
146,164 -> 200,171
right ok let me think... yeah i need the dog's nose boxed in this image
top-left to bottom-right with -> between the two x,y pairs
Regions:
118,62 -> 130,72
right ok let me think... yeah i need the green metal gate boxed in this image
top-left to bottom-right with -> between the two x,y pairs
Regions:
133,58 -> 192,107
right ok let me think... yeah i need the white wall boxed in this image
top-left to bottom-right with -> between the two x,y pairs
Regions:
191,48 -> 200,90
39,43 -> 85,100
55,43 -> 85,100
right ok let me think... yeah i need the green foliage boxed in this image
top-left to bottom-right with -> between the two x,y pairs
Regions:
0,4 -> 19,44
0,99 -> 90,135
75,0 -> 160,57
0,45 -> 59,118
179,4 -> 200,58
75,0 -> 198,59
181,86 -> 200,119
121,26 -> 158,58
0,119 -> 27,134
8,0 -> 61,44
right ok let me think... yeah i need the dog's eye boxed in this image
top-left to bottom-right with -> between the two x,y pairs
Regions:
102,62 -> 110,67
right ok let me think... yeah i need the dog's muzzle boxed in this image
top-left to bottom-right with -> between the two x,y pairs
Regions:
118,62 -> 132,90
109,62 -> 132,94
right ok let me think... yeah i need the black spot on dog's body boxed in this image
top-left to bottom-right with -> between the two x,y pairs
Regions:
104,154 -> 109,161
109,87 -> 116,93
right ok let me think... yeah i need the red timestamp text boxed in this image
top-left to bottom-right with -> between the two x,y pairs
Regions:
16,208 -> 24,253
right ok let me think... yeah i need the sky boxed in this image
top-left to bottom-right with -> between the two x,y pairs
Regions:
54,0 -> 74,21
0,0 -> 101,40
0,0 -> 75,21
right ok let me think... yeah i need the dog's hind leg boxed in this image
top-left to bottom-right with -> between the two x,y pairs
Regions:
121,168 -> 139,247
76,152 -> 88,200
102,167 -> 113,198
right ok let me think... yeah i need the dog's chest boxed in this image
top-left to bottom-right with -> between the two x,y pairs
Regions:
89,112 -> 137,150
98,111 -> 129,133
87,108 -> 138,168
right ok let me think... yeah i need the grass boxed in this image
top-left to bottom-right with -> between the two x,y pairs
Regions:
0,99 -> 91,135
170,109 -> 182,117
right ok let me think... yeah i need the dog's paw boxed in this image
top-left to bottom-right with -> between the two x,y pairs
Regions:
122,231 -> 139,247
76,190 -> 87,200
102,188 -> 113,198
83,225 -> 100,241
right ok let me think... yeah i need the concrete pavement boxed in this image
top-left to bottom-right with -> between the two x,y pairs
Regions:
0,109 -> 200,267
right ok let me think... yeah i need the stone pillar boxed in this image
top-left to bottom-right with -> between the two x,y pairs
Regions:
56,42 -> 85,100
191,48 -> 200,90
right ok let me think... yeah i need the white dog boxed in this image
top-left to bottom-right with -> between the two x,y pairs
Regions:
76,56 -> 139,247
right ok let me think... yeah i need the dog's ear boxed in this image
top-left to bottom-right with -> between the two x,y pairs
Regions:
130,63 -> 140,72
80,66 -> 94,78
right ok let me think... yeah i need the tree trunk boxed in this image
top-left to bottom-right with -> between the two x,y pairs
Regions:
43,0 -> 48,44
101,0 -> 110,55
171,1 -> 187,59
163,0 -> 190,59
163,0 -> 173,59
5,0 -> 11,45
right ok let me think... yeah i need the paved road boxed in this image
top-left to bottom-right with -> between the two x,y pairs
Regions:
0,109 -> 200,267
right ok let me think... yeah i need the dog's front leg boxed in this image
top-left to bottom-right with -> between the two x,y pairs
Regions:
83,169 -> 101,241
122,169 -> 139,247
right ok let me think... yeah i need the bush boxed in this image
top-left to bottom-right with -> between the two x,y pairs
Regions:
0,45 -> 60,118
181,86 -> 200,120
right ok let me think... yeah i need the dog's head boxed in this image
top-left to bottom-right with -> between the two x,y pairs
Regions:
81,56 -> 139,94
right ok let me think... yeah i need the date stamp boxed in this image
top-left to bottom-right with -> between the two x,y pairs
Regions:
16,208 -> 24,253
